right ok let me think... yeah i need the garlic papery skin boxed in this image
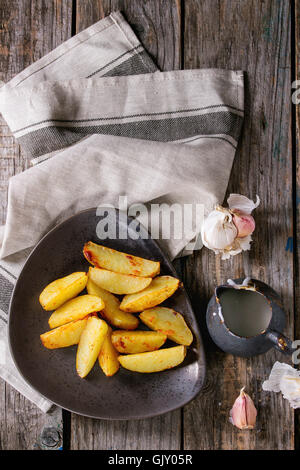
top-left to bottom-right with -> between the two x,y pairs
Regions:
280,376 -> 300,409
229,387 -> 257,430
201,206 -> 237,251
227,194 -> 260,215
232,211 -> 255,238
218,235 -> 252,260
262,362 -> 300,409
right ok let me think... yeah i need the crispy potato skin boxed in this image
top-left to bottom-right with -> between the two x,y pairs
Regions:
83,241 -> 160,277
40,318 -> 88,349
39,272 -> 87,311
118,346 -> 186,373
48,294 -> 104,329
38,239 -> 192,379
111,330 -> 167,354
99,326 -> 120,377
139,307 -> 193,346
89,267 -> 152,294
76,316 -> 108,378
120,276 -> 180,313
87,279 -> 139,330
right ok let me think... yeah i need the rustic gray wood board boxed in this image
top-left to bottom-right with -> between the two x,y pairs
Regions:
0,0 -> 297,450
0,0 -> 73,450
182,0 -> 294,450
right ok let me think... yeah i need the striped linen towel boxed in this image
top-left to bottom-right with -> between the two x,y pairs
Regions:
0,11 -> 244,412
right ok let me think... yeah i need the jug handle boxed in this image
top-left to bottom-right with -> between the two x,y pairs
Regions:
266,329 -> 295,355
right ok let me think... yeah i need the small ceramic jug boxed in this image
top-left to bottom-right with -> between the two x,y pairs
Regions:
206,278 -> 295,357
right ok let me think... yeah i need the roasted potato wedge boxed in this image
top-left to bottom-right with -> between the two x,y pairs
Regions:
76,316 -> 108,378
39,272 -> 87,311
118,345 -> 186,373
89,267 -> 152,295
120,276 -> 180,313
83,241 -> 160,277
87,279 -> 139,330
40,318 -> 88,349
111,330 -> 167,354
139,307 -> 193,346
48,294 -> 104,329
99,326 -> 120,377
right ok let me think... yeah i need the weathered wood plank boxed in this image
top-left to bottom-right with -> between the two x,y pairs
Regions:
71,412 -> 181,451
70,0 -> 182,450
0,0 -> 73,450
294,0 -> 300,452
76,0 -> 181,71
182,0 -> 294,450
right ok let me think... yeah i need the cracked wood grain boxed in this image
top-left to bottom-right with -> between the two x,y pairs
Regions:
0,0 -> 72,450
182,0 -> 294,450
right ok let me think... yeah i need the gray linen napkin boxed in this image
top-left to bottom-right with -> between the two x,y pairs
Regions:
0,11 -> 244,412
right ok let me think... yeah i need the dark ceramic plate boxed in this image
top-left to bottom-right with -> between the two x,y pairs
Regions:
9,208 -> 205,419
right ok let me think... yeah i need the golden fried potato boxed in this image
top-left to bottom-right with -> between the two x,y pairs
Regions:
83,241 -> 160,277
76,316 -> 108,378
40,318 -> 88,349
120,276 -> 180,313
39,272 -> 87,311
111,330 -> 167,354
139,307 -> 193,346
99,326 -> 120,377
118,345 -> 186,373
87,279 -> 139,330
89,267 -> 152,295
48,295 -> 104,329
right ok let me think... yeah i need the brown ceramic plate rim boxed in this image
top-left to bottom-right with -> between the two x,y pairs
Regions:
8,207 -> 206,420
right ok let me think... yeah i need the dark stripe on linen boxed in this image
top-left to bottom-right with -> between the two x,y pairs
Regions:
87,46 -> 155,78
103,51 -> 158,77
0,273 -> 14,315
183,135 -> 237,149
18,111 -> 243,158
14,105 -> 243,133
0,313 -> 7,324
0,265 -> 17,280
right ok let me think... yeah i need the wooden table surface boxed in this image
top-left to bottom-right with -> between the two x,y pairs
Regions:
0,0 -> 299,451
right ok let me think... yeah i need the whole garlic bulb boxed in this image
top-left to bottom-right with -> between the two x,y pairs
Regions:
201,206 -> 237,250
201,194 -> 260,260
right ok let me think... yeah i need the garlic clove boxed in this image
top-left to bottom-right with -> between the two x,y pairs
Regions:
227,194 -> 260,215
229,387 -> 257,430
201,207 -> 237,251
232,211 -> 255,238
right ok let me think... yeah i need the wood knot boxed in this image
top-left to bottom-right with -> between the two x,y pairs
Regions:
40,427 -> 61,448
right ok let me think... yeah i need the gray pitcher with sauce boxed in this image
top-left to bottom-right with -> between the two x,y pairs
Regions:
206,278 -> 295,357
